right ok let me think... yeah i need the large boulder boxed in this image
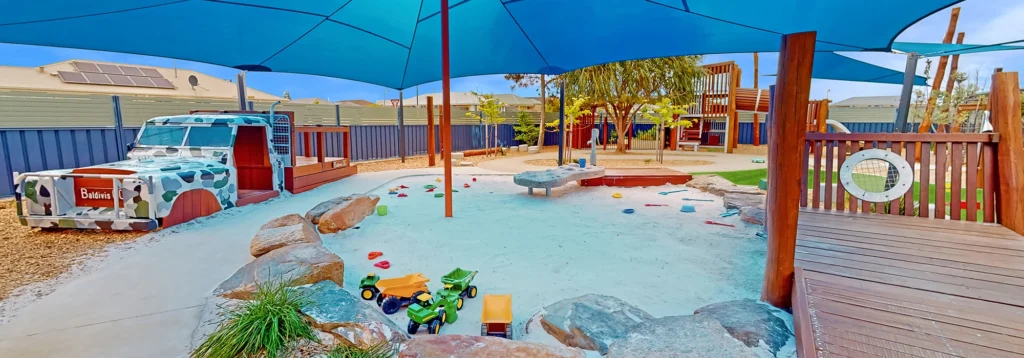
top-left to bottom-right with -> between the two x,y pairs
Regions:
293,281 -> 408,348
315,194 -> 380,233
724,192 -> 765,210
694,299 -> 792,357
189,296 -> 243,352
606,315 -> 758,358
708,184 -> 764,197
306,194 -> 379,225
740,206 -> 766,226
214,243 -> 344,300
539,294 -> 655,355
399,335 -> 585,358
250,215 -> 321,257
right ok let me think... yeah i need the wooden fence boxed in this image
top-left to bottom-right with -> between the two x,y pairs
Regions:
802,132 -> 998,222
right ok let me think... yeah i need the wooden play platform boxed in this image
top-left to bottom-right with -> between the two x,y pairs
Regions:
579,168 -> 692,187
792,208 -> 1024,358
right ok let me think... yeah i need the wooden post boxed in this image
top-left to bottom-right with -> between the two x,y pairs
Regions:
316,132 -> 326,164
441,0 -> 453,218
303,132 -> 312,158
727,65 -> 739,153
753,53 -> 761,146
763,31 -> 816,309
990,70 -> 1024,234
918,7 -> 961,134
817,99 -> 830,133
427,96 -> 436,166
946,32 -> 966,133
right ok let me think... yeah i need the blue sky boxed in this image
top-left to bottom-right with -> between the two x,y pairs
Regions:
0,0 -> 1020,103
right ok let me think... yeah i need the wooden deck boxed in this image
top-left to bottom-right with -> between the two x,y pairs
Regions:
578,167 -> 692,187
793,208 -> 1024,358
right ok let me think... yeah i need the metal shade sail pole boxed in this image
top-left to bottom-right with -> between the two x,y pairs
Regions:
398,90 -> 406,163
236,72 -> 247,110
441,0 -> 453,218
893,53 -> 920,133
558,80 -> 566,165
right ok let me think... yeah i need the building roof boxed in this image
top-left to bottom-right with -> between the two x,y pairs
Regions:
399,92 -> 540,106
337,99 -> 374,107
290,97 -> 331,104
0,60 -> 281,100
832,96 -> 902,108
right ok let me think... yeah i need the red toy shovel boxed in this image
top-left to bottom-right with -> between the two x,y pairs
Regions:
374,260 -> 391,269
704,220 -> 736,228
368,251 -> 383,260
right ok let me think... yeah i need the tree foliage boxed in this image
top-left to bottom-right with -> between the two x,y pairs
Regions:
642,97 -> 694,129
466,93 -> 506,156
563,56 -> 704,152
513,111 -> 540,146
505,74 -> 559,147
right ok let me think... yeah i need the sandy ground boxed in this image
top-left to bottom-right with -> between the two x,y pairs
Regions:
330,175 -> 766,339
524,158 -> 715,168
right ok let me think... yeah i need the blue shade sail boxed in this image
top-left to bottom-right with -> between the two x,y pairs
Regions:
768,53 -> 928,85
892,42 -> 1024,57
0,0 -> 960,89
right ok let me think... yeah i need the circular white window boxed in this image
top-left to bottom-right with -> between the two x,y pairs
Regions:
839,149 -> 914,203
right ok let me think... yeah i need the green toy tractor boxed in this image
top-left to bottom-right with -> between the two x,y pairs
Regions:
359,273 -> 381,300
436,268 -> 478,311
406,292 -> 459,334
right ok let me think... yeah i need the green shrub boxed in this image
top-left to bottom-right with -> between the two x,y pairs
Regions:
635,127 -> 659,141
192,280 -> 316,358
513,112 -> 540,146
326,342 -> 398,358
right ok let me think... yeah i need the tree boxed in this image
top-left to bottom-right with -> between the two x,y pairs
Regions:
546,95 -> 590,162
562,56 -> 704,153
513,111 -> 540,147
466,93 -> 505,157
282,90 -> 291,100
505,74 -> 558,148
642,98 -> 693,162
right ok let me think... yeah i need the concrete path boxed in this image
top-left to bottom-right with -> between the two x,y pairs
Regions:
0,167 -> 501,358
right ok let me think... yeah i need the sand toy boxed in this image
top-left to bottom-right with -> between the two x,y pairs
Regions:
434,193 -> 444,198
720,208 -> 740,217
705,220 -> 736,228
622,208 -> 635,214
368,251 -> 383,260
612,193 -> 623,198
435,178 -> 442,182
480,294 -> 513,339
436,268 -> 478,306
682,198 -> 715,202
406,292 -> 459,335
374,260 -> 391,269
361,272 -> 431,314
513,163 -> 605,196
645,204 -> 667,207
398,193 -> 408,198
681,204 -> 696,213
658,189 -> 688,195
400,185 -> 409,189
464,183 -> 471,188
377,205 -> 388,216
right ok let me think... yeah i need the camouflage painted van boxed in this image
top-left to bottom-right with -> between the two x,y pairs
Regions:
15,114 -> 288,231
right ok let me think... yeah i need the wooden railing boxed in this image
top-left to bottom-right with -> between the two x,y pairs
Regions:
802,132 -> 999,222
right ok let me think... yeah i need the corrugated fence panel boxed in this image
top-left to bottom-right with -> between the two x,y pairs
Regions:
0,91 -> 114,128
0,127 -> 121,196
120,96 -> 239,126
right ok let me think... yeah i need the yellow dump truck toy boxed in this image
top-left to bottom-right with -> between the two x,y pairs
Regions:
481,294 -> 513,339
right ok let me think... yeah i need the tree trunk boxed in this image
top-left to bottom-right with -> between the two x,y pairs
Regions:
536,75 -> 546,148
615,113 -> 631,153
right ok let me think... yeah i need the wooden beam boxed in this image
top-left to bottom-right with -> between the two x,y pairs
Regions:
946,32 -> 966,133
918,7 -> 961,134
441,0 -> 453,218
990,71 -> 1024,235
753,53 -> 761,146
727,65 -> 740,153
763,31 -> 816,309
427,95 -> 436,167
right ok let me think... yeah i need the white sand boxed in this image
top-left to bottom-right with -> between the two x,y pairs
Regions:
324,175 -> 768,339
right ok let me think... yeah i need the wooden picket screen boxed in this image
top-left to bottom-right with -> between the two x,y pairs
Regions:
802,132 -> 998,222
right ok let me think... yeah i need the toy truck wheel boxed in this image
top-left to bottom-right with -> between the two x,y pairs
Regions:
456,297 -> 464,310
361,287 -> 378,301
381,297 -> 401,315
467,285 -> 478,298
505,325 -> 513,339
376,293 -> 385,307
438,309 -> 448,326
407,320 -> 420,335
480,323 -> 487,336
427,319 -> 441,334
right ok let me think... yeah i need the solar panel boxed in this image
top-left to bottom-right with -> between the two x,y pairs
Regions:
72,61 -> 100,73
97,64 -> 123,74
57,71 -> 89,84
82,72 -> 113,85
139,68 -> 162,78
151,78 -> 175,88
108,74 -> 134,86
129,76 -> 156,87
119,66 -> 144,76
